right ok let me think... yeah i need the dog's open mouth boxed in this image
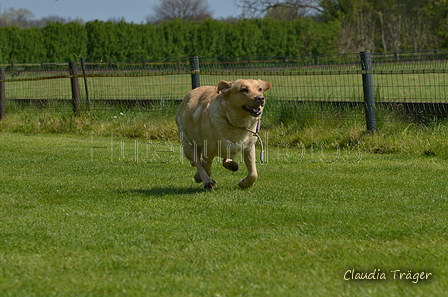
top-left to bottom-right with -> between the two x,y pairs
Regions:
242,105 -> 263,117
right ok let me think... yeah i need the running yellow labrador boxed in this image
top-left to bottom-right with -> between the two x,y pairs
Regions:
175,79 -> 271,189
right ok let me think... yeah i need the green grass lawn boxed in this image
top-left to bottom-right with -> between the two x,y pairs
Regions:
1,133 -> 447,296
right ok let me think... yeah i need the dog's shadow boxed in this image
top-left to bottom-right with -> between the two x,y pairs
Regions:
129,186 -> 208,197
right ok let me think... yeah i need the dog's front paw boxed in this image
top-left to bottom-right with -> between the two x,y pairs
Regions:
238,177 -> 256,189
204,179 -> 216,190
223,159 -> 239,172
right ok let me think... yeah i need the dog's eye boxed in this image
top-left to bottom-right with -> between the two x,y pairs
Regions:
258,88 -> 262,92
241,88 -> 249,93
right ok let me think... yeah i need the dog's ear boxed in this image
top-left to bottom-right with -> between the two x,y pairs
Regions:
216,81 -> 232,93
258,80 -> 272,92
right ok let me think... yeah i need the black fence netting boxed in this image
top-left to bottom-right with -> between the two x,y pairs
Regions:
1,50 -> 448,123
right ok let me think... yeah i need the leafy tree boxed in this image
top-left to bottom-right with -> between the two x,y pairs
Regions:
190,19 -> 231,57
0,27 -> 12,62
86,21 -> 118,61
43,22 -> 87,61
140,23 -> 163,59
18,27 -> 46,62
249,18 -> 289,56
114,22 -> 146,60
3,26 -> 22,61
156,19 -> 195,57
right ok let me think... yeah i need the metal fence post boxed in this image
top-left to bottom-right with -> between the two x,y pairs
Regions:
69,62 -> 81,116
0,68 -> 5,120
190,56 -> 200,89
360,51 -> 377,132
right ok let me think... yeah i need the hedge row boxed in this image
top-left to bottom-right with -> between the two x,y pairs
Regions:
0,18 -> 341,63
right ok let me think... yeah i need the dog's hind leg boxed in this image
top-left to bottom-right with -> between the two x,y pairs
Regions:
194,158 -> 213,183
183,143 -> 216,189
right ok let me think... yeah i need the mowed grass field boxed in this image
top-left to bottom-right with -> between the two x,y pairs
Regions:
1,132 -> 448,296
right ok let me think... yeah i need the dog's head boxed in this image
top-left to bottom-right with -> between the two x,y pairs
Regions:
216,79 -> 271,117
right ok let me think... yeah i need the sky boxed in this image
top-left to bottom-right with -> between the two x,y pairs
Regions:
0,0 -> 242,23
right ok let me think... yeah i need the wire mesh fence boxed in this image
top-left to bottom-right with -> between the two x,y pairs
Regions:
1,50 -> 448,124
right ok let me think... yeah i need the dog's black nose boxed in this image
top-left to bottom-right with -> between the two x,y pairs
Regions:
255,95 -> 265,106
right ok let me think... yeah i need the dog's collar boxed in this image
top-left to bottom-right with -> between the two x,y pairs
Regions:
223,116 -> 261,132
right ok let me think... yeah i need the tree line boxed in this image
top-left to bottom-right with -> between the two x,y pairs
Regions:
0,18 -> 339,63
0,6 -> 84,28
1,0 -> 448,62
319,0 -> 448,52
